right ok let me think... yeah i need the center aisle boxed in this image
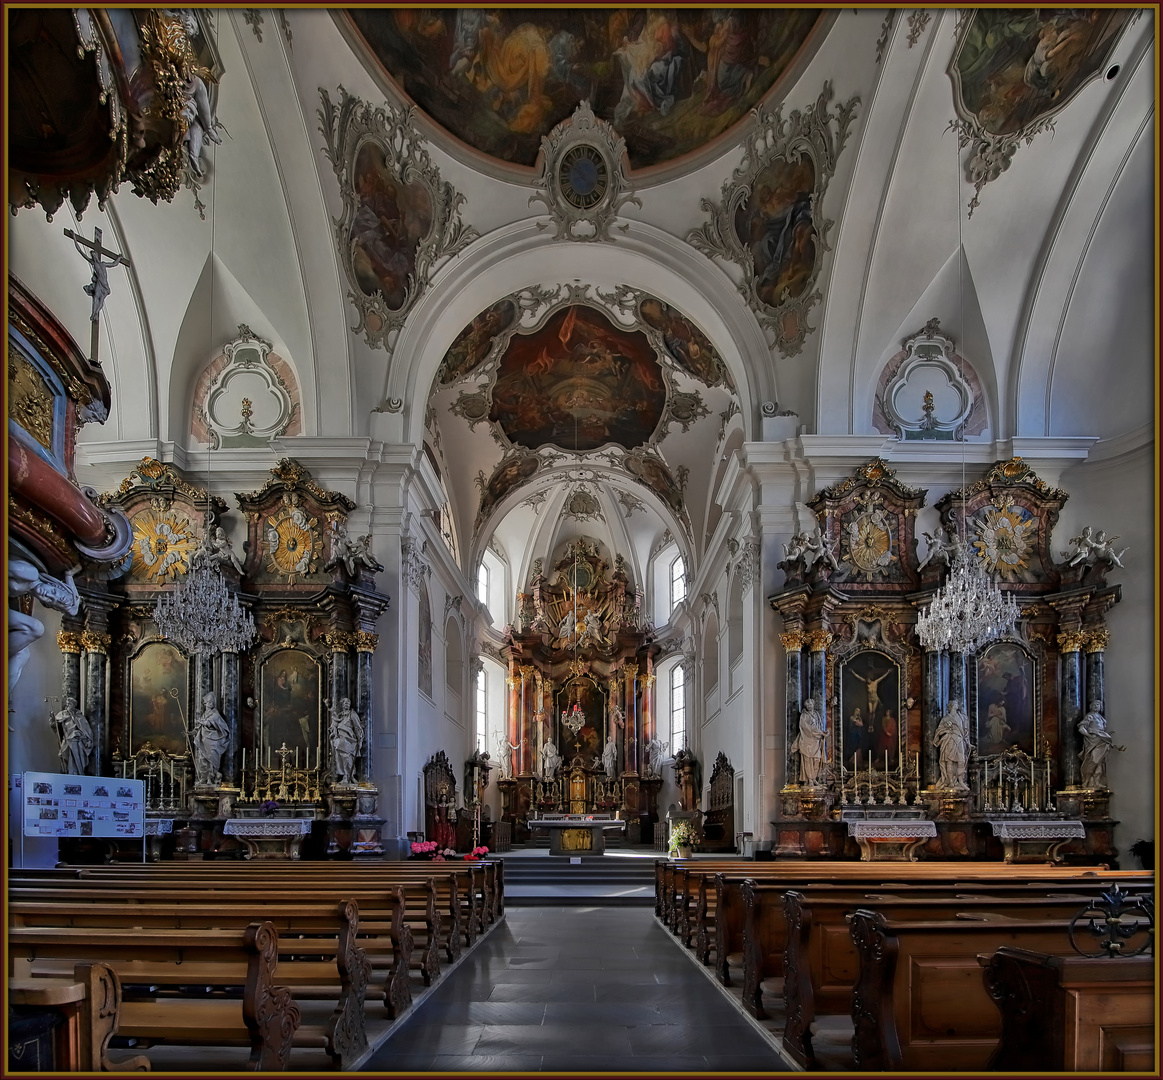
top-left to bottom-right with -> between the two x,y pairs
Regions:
362,906 -> 789,1073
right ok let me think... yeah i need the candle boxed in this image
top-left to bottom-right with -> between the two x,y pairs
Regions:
885,751 -> 889,803
1030,760 -> 1035,806
133,759 -> 137,780
296,747 -> 300,770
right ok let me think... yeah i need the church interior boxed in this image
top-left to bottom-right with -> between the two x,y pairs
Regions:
6,7 -> 1156,1074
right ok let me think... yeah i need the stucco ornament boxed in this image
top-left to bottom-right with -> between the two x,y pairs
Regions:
971,497 -> 1034,581
318,86 -> 478,351
687,82 -> 858,356
528,100 -> 641,242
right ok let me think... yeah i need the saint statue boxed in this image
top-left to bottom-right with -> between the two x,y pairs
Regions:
497,737 -> 520,780
601,733 -> 618,780
9,560 -> 80,691
540,739 -> 563,779
790,698 -> 826,786
935,698 -> 971,790
1078,701 -> 1124,789
329,697 -> 363,785
204,525 -> 245,574
644,736 -> 669,778
52,697 -> 94,776
192,691 -> 230,787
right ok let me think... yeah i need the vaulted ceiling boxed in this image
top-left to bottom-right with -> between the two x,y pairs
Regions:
9,8 -> 1154,598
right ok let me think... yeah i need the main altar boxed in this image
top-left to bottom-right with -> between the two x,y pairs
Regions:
495,539 -> 662,844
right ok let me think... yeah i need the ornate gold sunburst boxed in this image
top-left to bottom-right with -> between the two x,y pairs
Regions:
265,497 -> 320,579
131,508 -> 199,582
844,504 -> 895,577
971,498 -> 1032,580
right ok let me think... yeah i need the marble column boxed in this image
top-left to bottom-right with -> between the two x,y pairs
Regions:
623,668 -> 639,775
947,651 -> 967,711
519,665 -> 535,775
1084,627 -> 1108,713
506,665 -> 521,772
221,647 -> 241,786
779,630 -> 805,787
806,629 -> 832,738
923,647 -> 943,787
641,669 -> 656,748
56,630 -> 83,711
80,631 -> 111,776
1058,630 -> 1087,789
355,632 -> 377,784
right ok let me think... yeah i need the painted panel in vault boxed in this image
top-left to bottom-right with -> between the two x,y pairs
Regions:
489,306 -> 665,453
346,9 -> 824,169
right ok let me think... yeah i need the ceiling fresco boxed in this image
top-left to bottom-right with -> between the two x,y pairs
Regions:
489,305 -> 665,453
344,8 -> 826,170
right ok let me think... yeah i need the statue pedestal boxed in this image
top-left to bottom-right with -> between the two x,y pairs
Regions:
143,818 -> 172,863
223,817 -> 312,860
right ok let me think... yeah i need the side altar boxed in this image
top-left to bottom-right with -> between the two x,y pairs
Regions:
770,458 -> 1123,865
495,539 -> 663,845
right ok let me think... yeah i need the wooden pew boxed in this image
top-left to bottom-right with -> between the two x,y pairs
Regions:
10,898 -> 371,1069
779,884 -> 1153,1066
980,947 -> 1155,1071
9,922 -> 300,1071
846,908 -> 1086,1071
10,883 -> 415,1022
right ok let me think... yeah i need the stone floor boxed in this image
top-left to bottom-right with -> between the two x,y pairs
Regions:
362,906 -> 791,1073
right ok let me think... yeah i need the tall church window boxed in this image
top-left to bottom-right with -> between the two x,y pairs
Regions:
475,667 -> 487,748
670,554 -> 687,612
477,562 -> 489,606
671,663 -> 687,751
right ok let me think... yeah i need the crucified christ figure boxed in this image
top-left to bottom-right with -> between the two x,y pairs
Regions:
850,665 -> 893,719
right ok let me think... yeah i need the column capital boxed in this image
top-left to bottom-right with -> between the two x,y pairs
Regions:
353,631 -> 379,653
805,630 -> 833,653
779,630 -> 805,651
642,673 -> 656,688
57,631 -> 83,655
80,631 -> 111,655
326,630 -> 355,653
506,675 -> 521,690
1083,627 -> 1110,653
1057,629 -> 1088,653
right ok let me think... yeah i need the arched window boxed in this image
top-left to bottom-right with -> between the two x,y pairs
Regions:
671,664 -> 687,751
475,666 -> 487,746
670,554 -> 687,612
476,562 -> 489,606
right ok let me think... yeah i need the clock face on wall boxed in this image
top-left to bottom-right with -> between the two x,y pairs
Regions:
131,508 -> 199,582
558,144 -> 608,210
264,500 -> 320,578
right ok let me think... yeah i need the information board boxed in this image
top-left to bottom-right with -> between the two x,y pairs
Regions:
22,772 -> 145,839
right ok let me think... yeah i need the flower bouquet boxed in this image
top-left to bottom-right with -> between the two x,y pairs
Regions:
463,845 -> 489,860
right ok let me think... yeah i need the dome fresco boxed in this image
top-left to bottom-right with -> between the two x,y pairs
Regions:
344,8 -> 826,170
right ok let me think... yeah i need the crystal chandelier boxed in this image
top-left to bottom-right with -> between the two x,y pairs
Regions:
561,701 -> 586,737
154,542 -> 257,655
916,543 -> 1019,654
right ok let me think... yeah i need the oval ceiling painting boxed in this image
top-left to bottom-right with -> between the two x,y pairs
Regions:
490,306 -> 665,453
345,8 -> 827,170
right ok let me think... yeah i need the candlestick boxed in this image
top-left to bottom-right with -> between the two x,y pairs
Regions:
296,747 -> 299,771
884,751 -> 889,803
133,759 -> 137,780
1029,760 -> 1035,809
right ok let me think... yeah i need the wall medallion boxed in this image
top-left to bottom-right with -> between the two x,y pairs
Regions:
318,86 -> 478,350
687,82 -> 858,356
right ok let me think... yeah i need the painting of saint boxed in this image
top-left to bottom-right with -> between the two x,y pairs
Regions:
130,642 -> 189,755
734,153 -> 817,310
490,306 -> 666,452
437,299 -> 517,385
638,297 -> 730,388
345,9 -> 825,170
475,453 -> 541,527
976,642 -> 1035,755
260,649 -> 321,759
952,10 -> 1132,137
555,678 -> 604,763
840,651 -> 901,768
622,451 -> 685,518
348,142 -> 434,309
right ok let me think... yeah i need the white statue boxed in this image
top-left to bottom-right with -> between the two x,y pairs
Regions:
557,609 -> 577,642
329,697 -> 363,785
935,698 -> 971,791
803,529 -> 839,571
1078,701 -> 1124,790
601,733 -> 618,780
326,522 -> 384,578
1063,526 -> 1128,570
204,525 -> 244,574
644,736 -> 669,778
790,698 -> 827,786
540,739 -> 562,779
9,560 -> 80,691
918,525 -> 962,571
497,737 -> 520,780
192,691 -> 230,787
181,73 -> 221,179
52,697 -> 94,776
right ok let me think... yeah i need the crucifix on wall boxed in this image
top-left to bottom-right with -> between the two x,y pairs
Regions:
63,225 -> 131,366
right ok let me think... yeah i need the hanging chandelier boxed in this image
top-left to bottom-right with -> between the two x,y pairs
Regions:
561,701 -> 586,736
916,543 -> 1019,655
154,542 -> 257,655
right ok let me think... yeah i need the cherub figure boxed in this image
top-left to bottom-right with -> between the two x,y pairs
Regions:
918,525 -> 962,571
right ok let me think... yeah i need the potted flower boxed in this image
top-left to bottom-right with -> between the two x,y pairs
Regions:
668,820 -> 696,860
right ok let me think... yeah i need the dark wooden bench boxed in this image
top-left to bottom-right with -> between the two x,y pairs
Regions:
980,946 -> 1155,1071
9,922 -> 300,1071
